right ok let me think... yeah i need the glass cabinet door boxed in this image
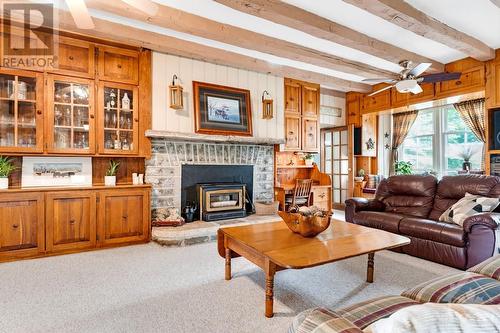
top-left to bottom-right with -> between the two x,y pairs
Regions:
46,75 -> 95,154
98,82 -> 138,155
0,70 -> 43,152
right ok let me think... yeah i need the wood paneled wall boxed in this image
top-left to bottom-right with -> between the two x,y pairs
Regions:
320,88 -> 346,127
152,52 -> 285,140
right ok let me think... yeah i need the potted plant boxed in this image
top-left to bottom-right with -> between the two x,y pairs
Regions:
303,153 -> 314,166
104,160 -> 120,186
0,156 -> 16,189
354,168 -> 365,182
394,161 -> 413,175
458,146 -> 478,171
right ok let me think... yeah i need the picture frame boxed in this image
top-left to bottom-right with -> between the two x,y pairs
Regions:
193,81 -> 252,136
22,157 -> 92,187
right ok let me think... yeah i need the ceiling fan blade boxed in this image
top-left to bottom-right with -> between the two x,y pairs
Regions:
368,85 -> 394,97
408,63 -> 432,77
419,72 -> 462,83
362,78 -> 397,83
409,84 -> 423,95
65,0 -> 95,29
122,0 -> 159,16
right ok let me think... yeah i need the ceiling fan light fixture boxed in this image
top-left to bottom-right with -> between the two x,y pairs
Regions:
395,80 -> 420,94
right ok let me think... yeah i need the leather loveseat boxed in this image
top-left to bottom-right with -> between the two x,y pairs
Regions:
345,175 -> 499,269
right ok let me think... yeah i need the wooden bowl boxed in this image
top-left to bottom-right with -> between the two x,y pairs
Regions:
278,211 -> 331,237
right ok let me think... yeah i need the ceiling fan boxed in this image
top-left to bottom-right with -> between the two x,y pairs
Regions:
363,60 -> 461,97
65,0 -> 159,29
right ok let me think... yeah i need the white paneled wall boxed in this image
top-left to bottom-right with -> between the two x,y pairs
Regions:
319,90 -> 346,128
152,52 -> 285,140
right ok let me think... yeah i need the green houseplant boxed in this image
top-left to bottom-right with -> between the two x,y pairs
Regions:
0,156 -> 17,189
354,168 -> 365,182
104,160 -> 120,186
394,161 -> 413,175
303,153 -> 314,166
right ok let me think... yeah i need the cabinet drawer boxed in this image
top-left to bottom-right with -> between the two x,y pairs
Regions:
45,191 -> 96,252
98,46 -> 139,84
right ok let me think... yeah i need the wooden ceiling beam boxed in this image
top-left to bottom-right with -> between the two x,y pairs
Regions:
490,0 -> 500,8
214,0 -> 443,73
343,0 -> 495,61
51,10 -> 370,93
83,0 -> 395,80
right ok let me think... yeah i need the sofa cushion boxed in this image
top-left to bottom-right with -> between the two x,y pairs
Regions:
468,255 -> 500,280
429,175 -> 500,220
353,211 -> 406,233
375,175 -> 437,218
399,218 -> 465,247
401,272 -> 500,304
290,308 -> 363,333
335,296 -> 419,329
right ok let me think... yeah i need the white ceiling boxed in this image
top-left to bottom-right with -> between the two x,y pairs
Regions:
57,0 -> 500,89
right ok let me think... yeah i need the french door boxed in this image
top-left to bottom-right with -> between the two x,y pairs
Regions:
321,127 -> 352,209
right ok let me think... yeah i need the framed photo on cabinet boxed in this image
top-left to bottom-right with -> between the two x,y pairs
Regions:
193,81 -> 252,136
21,157 -> 92,187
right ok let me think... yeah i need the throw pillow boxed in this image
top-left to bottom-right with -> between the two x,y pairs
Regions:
363,303 -> 500,333
439,192 -> 500,227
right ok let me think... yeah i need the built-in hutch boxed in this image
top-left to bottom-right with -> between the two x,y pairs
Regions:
0,31 -> 152,262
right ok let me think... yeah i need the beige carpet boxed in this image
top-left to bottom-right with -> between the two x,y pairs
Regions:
0,240 -> 457,333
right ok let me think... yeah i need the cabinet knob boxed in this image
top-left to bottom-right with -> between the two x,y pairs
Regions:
90,114 -> 95,119
288,131 -> 294,135
455,80 -> 462,85
37,110 -> 42,115
122,215 -> 128,220
12,224 -> 19,229
69,55 -> 74,60
134,118 -> 139,122
117,64 -> 122,69
69,219 -> 76,224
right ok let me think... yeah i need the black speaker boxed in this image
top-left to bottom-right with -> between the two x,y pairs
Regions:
353,127 -> 362,156
494,110 -> 500,150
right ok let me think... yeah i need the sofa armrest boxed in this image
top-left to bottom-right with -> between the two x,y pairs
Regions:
462,213 -> 499,233
345,198 -> 385,223
289,308 -> 363,333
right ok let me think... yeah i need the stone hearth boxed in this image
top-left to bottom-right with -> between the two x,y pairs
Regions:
152,214 -> 280,247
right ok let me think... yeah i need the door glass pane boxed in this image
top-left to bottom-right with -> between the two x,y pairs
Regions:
18,101 -> 36,147
341,190 -> 347,203
0,100 -> 15,146
341,145 -> 348,159
333,146 -> 340,159
333,189 -> 340,203
0,74 -> 15,99
333,175 -> 340,189
324,132 -> 332,146
333,131 -> 340,145
325,161 -> 332,173
341,175 -> 348,189
18,77 -> 36,101
340,160 -> 349,174
340,130 -> 348,144
325,146 -> 331,160
333,161 -> 340,174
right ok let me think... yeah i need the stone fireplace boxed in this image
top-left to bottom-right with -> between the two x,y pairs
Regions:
145,137 -> 275,222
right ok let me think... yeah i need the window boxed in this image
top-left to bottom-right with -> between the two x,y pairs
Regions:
400,110 -> 435,174
399,105 -> 483,177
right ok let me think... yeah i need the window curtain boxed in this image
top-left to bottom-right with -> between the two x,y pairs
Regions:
389,110 -> 418,175
453,98 -> 486,169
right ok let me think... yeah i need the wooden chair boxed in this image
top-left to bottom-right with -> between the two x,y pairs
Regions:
285,179 -> 313,210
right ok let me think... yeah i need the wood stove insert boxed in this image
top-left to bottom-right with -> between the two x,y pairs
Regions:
198,183 -> 247,221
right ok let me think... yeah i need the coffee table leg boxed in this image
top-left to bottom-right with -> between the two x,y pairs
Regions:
265,259 -> 276,318
225,248 -> 232,281
367,253 -> 374,283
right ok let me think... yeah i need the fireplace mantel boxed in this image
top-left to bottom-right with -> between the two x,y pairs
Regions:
145,130 -> 285,145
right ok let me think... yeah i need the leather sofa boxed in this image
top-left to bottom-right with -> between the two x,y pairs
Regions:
345,175 -> 499,270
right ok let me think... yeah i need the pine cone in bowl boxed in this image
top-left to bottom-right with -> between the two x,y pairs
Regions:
278,206 -> 331,237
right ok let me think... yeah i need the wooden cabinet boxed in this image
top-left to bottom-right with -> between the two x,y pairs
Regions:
301,84 -> 320,117
361,88 -> 391,113
0,69 -> 44,153
284,115 -> 301,150
311,186 -> 331,211
52,37 -> 95,78
302,118 -> 319,152
46,75 -> 95,154
284,79 -> 301,115
361,114 -> 377,157
486,60 -> 500,108
283,78 -> 320,152
98,81 -> 139,154
98,189 -> 149,246
0,192 -> 44,260
435,66 -> 485,98
45,191 -> 96,252
98,46 -> 139,85
391,83 -> 435,108
346,92 -> 361,127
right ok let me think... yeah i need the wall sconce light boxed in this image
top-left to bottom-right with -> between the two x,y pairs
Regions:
169,74 -> 183,110
262,90 -> 273,119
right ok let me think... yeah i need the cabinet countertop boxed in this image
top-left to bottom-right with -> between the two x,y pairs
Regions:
0,184 -> 151,193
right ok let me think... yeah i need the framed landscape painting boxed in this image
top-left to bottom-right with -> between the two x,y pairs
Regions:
193,81 -> 252,136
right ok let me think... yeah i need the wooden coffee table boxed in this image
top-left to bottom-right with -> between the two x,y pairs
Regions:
217,219 -> 410,317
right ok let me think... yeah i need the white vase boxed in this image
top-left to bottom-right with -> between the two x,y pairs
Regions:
104,176 -> 116,186
0,177 -> 8,189
304,159 -> 313,166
